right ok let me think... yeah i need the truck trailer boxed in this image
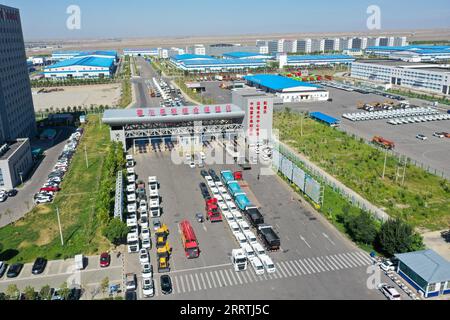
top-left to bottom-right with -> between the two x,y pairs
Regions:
257,224 -> 280,251
245,207 -> 265,227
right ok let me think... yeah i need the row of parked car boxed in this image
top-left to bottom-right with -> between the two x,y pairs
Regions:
0,189 -> 18,203
34,128 -> 84,204
388,114 -> 450,125
201,169 -> 276,276
343,107 -> 440,122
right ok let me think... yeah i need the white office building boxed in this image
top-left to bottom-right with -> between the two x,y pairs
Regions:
351,60 -> 450,96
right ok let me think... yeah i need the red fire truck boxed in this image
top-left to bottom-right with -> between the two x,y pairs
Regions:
180,220 -> 200,259
205,198 -> 223,222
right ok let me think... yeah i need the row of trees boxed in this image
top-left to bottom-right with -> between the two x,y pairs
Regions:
97,142 -> 129,245
339,207 -> 424,256
31,77 -> 116,88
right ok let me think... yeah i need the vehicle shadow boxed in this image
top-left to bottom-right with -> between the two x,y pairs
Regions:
0,249 -> 19,261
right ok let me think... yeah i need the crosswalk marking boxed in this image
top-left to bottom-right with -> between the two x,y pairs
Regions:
195,273 -> 202,290
200,273 -> 207,290
325,256 -> 340,270
214,270 -> 223,287
306,258 -> 321,273
174,276 -> 181,294
293,260 -> 306,274
163,251 -> 372,296
209,271 -> 218,288
298,259 -> 312,274
234,270 -> 243,284
154,278 -> 159,297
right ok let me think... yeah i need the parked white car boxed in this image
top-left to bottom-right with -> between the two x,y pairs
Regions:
142,263 -> 153,279
142,278 -> 155,297
139,249 -> 150,265
259,254 -> 276,273
249,256 -> 265,275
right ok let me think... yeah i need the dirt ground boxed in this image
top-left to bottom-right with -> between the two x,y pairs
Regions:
32,83 -> 121,111
422,230 -> 450,261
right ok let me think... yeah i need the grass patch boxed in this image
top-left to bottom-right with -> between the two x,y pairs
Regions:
0,115 -> 113,263
274,110 -> 450,231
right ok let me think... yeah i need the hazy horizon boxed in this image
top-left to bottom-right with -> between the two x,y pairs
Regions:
4,0 -> 450,41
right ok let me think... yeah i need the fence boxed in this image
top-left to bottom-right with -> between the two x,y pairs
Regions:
274,140 -> 390,222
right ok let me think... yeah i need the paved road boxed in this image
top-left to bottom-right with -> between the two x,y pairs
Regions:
123,146 -> 389,300
0,126 -> 74,227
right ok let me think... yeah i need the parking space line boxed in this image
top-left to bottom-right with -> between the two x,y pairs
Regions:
189,274 -> 197,291
247,270 -> 259,282
306,258 -> 322,273
298,259 -> 312,274
154,279 -> 159,297
219,269 -> 229,287
281,261 -> 295,276
325,256 -> 340,270
302,259 -> 318,273
274,267 -> 285,278
271,269 -> 278,279
333,254 -> 352,268
180,274 -> 186,293
293,260 -> 306,274
205,272 -> 213,289
312,257 -> 326,272
200,273 -> 207,290
195,273 -> 202,291
174,276 -> 181,294
185,274 -> 192,292
209,271 -> 218,288
214,270 -> 223,287
234,270 -> 243,284
350,252 -> 369,265
355,251 -> 373,264
224,269 -> 234,286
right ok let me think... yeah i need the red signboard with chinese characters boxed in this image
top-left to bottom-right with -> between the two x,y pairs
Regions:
182,107 -> 189,115
171,108 -> 178,115
204,106 -> 211,113
137,109 -> 144,117
215,106 -> 221,113
193,107 -> 199,114
160,109 -> 166,116
226,105 -> 232,112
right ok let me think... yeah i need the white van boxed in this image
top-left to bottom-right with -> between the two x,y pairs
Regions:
252,243 -> 266,257
259,254 -> 276,273
241,243 -> 256,259
234,232 -> 248,247
238,220 -> 250,232
250,257 -> 265,275
229,221 -> 240,236
378,284 -> 401,300
243,230 -> 258,245
232,211 -> 244,222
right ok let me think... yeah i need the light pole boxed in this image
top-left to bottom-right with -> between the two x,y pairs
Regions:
18,171 -> 23,185
56,207 -> 64,246
84,145 -> 89,169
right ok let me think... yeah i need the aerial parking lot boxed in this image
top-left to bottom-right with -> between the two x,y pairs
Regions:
121,143 -> 398,300
276,87 -> 450,178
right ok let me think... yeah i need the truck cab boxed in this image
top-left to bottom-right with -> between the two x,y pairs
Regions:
127,233 -> 140,253
231,249 -> 248,271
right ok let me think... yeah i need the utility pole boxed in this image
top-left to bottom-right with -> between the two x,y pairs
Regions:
84,145 -> 89,169
382,150 -> 388,179
300,113 -> 304,137
56,207 -> 64,246
401,156 -> 407,186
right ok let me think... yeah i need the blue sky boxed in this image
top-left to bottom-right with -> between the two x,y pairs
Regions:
4,0 -> 450,40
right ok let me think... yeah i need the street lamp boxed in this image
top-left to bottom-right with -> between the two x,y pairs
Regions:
18,171 -> 23,185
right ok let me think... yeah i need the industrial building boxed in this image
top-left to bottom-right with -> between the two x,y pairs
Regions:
52,50 -> 118,62
244,74 -> 329,103
351,60 -> 450,96
44,56 -> 116,79
123,48 -> 159,57
395,250 -> 450,298
278,54 -> 355,68
205,43 -> 266,57
169,54 -> 266,73
0,4 -> 36,188
222,52 -> 273,60
102,92 -> 275,150
366,45 -> 450,62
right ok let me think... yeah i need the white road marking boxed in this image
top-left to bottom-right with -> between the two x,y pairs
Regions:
298,259 -> 312,274
304,258 -> 320,273
205,271 -> 213,289
195,273 -> 202,290
299,235 -> 312,248
228,269 -> 238,285
339,253 -> 358,268
322,233 -> 336,245
221,269 -> 231,287
293,260 -> 306,274
334,254 -> 352,268
349,252 -> 368,265
179,275 -> 186,293
234,270 -> 243,284
174,276 -> 181,294
184,274 -> 191,292
277,263 -> 288,277
239,270 -> 249,283
200,272 -> 207,290
214,270 -> 223,287
310,257 -> 326,272
159,262 -> 232,275
189,274 -> 196,292
325,256 -> 340,270
315,257 -> 330,271
283,260 -> 297,276
355,251 -> 373,264
287,260 -> 301,275
344,252 -> 364,266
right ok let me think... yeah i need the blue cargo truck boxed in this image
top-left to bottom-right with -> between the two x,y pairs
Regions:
220,170 -> 234,184
228,181 -> 243,197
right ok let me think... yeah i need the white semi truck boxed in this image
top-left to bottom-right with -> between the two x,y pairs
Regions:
231,248 -> 248,272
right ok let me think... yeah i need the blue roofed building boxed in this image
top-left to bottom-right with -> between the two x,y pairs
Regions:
51,50 -> 118,62
395,249 -> 450,298
44,56 -> 116,79
222,52 -> 273,60
244,74 -> 329,103
310,112 -> 340,127
366,45 -> 450,62
169,54 -> 267,73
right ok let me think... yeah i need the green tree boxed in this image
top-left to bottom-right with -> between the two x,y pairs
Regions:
103,219 -> 129,245
59,282 -> 71,300
6,284 -> 19,300
377,218 -> 424,256
24,286 -> 37,300
39,285 -> 52,300
345,211 -> 378,245
100,277 -> 109,296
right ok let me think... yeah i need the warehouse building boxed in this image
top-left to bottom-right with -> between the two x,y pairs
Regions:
279,54 -> 355,68
395,250 -> 450,298
123,48 -> 159,57
52,50 -> 118,62
169,54 -> 266,73
366,45 -> 450,62
44,56 -> 116,79
244,74 -> 329,103
222,52 -> 273,60
351,60 -> 450,96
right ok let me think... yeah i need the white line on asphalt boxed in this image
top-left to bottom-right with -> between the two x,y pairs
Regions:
180,275 -> 186,293
299,235 -> 312,248
234,270 -> 243,284
283,260 -> 297,276
195,273 -> 202,291
322,233 -> 336,245
174,276 -> 181,294
189,274 -> 197,291
158,262 -> 232,275
334,254 -> 352,268
205,271 -> 213,289
324,256 -> 339,270
228,269 -> 238,285
219,270 -> 228,287
328,255 -> 344,269
200,273 -> 207,290
310,257 -> 326,272
293,260 -> 306,275
154,278 -> 159,297
319,257 -> 332,271
340,253 -> 358,268
276,263 -> 288,277
350,252 -> 368,266
298,259 -> 312,274
304,258 -> 319,273
239,270 -> 249,283
315,257 -> 330,271
286,260 -> 300,276
185,274 -> 192,292
278,261 -> 292,277
202,223 -> 208,232
355,251 -> 372,264
223,269 -> 233,286
214,270 -> 223,287
344,252 -> 364,267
